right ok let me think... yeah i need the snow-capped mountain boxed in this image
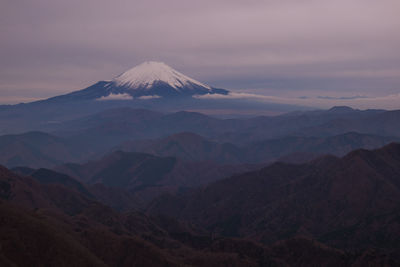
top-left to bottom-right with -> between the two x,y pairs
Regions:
48,61 -> 228,102
114,61 -> 211,91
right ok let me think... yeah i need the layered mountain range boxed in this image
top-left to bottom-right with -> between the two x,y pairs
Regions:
149,143 -> 400,253
1,106 -> 399,169
1,62 -> 400,266
2,144 -> 400,266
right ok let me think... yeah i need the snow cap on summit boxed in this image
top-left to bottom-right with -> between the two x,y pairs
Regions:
113,61 -> 211,90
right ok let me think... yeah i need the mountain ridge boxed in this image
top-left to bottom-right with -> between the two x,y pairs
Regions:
148,142 -> 400,252
2,164 -> 395,266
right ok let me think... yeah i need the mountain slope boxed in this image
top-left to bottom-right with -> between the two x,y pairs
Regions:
0,165 -> 186,266
118,131 -> 399,164
0,131 -> 95,168
1,165 -> 396,266
119,132 -> 244,164
148,143 -> 400,253
0,202 -> 109,267
54,151 -> 256,205
245,132 -> 400,163
0,132 -> 73,168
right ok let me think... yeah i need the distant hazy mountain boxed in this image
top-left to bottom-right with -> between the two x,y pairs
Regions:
1,108 -> 399,169
119,131 -> 400,164
118,132 -> 244,164
244,132 -> 400,163
54,150 -> 256,204
52,109 -> 228,150
52,106 -> 400,145
0,131 -> 87,168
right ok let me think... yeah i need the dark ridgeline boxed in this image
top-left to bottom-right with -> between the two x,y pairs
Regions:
1,144 -> 400,266
149,143 -> 400,255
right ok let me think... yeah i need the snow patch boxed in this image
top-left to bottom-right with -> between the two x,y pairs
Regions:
96,93 -> 133,101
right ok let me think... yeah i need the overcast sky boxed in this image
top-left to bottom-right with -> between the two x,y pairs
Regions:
1,0 -> 399,108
